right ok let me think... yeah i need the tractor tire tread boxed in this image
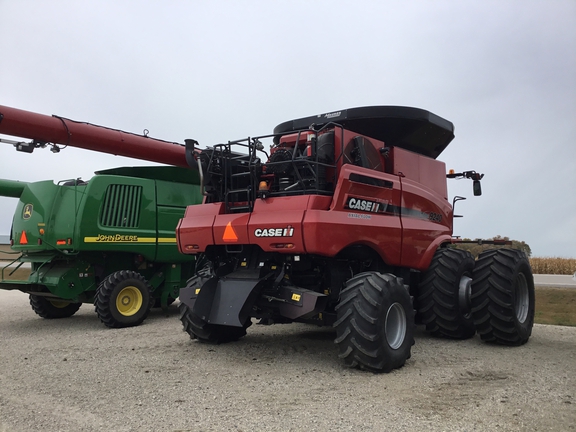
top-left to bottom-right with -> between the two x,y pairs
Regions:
471,248 -> 535,345
94,270 -> 152,328
416,248 -> 476,339
334,272 -> 414,373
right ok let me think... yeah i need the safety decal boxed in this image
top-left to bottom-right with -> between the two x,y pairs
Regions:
223,222 -> 238,242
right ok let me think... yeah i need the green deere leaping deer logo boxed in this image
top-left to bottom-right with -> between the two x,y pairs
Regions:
23,204 -> 33,220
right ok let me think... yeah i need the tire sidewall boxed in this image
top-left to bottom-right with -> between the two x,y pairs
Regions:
335,271 -> 414,372
454,251 -> 475,322
376,276 -> 414,365
511,257 -> 535,340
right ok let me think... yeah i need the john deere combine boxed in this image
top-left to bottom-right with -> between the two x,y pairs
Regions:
0,105 -> 202,327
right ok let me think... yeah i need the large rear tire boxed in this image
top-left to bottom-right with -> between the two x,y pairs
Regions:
471,249 -> 535,345
179,272 -> 251,343
94,270 -> 153,328
417,248 -> 476,339
29,295 -> 81,319
334,272 -> 414,373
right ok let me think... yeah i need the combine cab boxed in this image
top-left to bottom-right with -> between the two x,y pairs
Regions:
177,106 -> 535,372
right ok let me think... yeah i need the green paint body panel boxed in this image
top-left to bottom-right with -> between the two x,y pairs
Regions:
0,179 -> 28,198
0,166 -> 202,304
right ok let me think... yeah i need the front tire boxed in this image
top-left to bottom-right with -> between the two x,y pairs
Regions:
471,249 -> 535,345
334,272 -> 414,373
29,295 -> 81,319
94,270 -> 152,328
417,248 -> 476,339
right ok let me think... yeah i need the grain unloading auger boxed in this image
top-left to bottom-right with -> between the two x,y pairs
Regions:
0,105 -> 203,327
0,104 -> 189,166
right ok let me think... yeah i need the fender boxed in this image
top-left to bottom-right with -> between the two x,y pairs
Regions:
416,236 -> 453,270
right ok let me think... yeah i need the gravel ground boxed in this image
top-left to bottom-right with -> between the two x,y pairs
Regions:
0,289 -> 575,432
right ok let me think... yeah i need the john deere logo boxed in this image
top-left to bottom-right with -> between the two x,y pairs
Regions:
23,204 -> 33,220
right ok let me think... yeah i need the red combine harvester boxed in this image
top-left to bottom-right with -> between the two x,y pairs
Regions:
177,106 -> 535,372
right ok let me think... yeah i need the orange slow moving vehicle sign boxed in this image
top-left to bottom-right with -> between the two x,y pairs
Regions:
19,231 -> 28,245
223,222 -> 238,242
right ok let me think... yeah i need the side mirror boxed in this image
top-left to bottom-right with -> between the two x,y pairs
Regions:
473,180 -> 482,196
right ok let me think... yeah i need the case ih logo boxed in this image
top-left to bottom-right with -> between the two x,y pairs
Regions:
254,227 -> 294,237
346,197 -> 381,213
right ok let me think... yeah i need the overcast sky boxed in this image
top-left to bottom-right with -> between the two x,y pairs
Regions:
0,1 -> 574,258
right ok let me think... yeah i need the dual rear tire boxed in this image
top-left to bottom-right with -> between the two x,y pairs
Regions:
417,248 -> 476,339
471,248 -> 535,345
417,247 -> 534,346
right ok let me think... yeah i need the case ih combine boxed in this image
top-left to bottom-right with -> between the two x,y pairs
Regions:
0,104 -> 534,371
0,105 -> 202,327
176,106 -> 535,372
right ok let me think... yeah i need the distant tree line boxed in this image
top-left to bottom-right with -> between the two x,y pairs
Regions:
451,235 -> 532,258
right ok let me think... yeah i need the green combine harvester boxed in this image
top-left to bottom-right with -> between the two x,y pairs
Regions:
0,105 -> 203,327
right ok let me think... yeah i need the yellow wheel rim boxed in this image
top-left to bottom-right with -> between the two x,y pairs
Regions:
49,300 -> 71,309
116,286 -> 143,317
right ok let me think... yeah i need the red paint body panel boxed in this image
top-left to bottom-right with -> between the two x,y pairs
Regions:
399,177 -> 452,269
177,203 -> 222,252
0,105 -> 188,167
307,164 -> 404,264
249,196 -> 310,253
302,208 -> 404,265
214,213 -> 251,245
390,147 -> 448,199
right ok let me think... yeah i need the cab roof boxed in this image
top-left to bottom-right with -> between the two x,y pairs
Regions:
273,106 -> 454,159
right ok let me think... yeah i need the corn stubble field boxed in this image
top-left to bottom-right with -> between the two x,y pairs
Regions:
529,257 -> 576,275
2,254 -> 575,327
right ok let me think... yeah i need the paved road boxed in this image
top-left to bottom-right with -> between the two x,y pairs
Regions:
534,274 -> 576,288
